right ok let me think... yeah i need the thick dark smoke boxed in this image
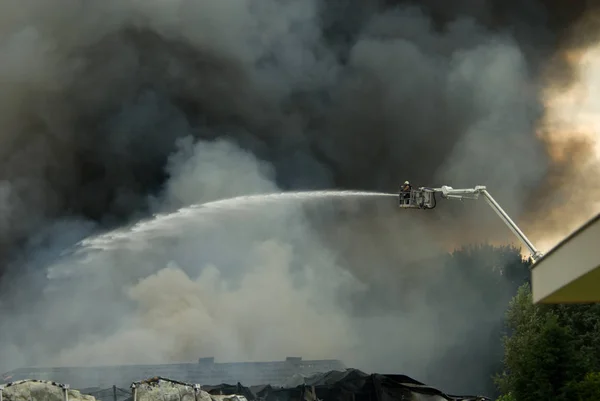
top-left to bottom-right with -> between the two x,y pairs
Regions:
0,0 -> 593,256
0,0 -> 597,397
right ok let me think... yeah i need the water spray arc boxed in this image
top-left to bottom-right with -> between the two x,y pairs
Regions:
60,186 -> 540,266
51,190 -> 396,263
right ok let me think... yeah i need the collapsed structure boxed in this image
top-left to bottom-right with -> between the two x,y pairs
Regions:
1,371 -> 490,401
1,358 -> 344,389
1,359 -> 490,401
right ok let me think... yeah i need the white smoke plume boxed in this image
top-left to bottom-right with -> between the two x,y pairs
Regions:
0,137 -> 520,396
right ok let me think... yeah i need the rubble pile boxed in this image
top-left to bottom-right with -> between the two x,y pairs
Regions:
0,370 -> 488,401
132,378 -> 247,401
1,380 -> 95,401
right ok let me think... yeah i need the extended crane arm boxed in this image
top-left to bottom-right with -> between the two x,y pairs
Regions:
412,185 -> 543,262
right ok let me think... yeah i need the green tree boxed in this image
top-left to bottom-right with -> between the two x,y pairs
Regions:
565,372 -> 600,401
495,393 -> 516,401
495,284 -> 579,401
554,304 -> 600,374
496,283 -> 600,401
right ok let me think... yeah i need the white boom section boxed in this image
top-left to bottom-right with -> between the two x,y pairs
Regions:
432,185 -> 543,262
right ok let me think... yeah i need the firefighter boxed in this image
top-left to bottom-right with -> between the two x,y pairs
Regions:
401,181 -> 412,205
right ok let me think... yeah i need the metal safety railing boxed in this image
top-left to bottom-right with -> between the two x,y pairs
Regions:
131,378 -> 209,401
399,190 -> 413,206
85,386 -> 132,401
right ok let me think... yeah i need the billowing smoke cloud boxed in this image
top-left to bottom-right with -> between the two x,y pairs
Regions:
0,0 -> 598,397
523,43 -> 600,250
0,139 -> 479,393
0,0 -> 585,254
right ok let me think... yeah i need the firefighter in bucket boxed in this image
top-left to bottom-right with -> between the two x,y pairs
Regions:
401,181 -> 412,205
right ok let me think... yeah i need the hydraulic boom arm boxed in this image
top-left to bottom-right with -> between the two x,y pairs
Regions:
405,185 -> 543,262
